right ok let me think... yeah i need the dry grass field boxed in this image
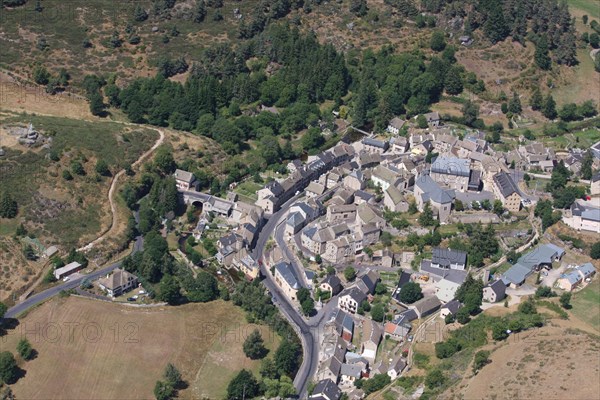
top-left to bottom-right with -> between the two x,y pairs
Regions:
450,324 -> 600,400
1,296 -> 280,400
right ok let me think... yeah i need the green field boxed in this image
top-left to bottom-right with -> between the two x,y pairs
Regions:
571,278 -> 600,330
0,114 -> 157,247
567,0 -> 600,19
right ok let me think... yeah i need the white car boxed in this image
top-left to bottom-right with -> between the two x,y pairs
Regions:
62,277 -> 70,282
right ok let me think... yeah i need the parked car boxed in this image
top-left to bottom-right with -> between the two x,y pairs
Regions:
62,277 -> 70,282
127,297 -> 136,302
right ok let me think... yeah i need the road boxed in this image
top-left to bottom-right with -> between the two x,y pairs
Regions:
251,193 -> 337,399
4,213 -> 144,319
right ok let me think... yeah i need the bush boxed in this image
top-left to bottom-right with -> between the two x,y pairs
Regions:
472,350 -> 490,373
17,338 -> 34,360
534,286 -> 556,298
362,373 -> 391,394
398,281 -> 423,304
425,369 -> 446,389
0,352 -> 18,384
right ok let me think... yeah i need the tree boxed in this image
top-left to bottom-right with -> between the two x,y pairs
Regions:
418,202 -> 436,227
243,329 -> 267,359
591,242 -> 600,259
534,286 -> 556,298
462,100 -> 480,127
560,292 -> 572,309
32,65 -> 50,85
0,352 -> 18,384
362,374 -> 391,394
399,281 -> 423,304
154,381 -> 174,400
344,267 -> 356,282
444,66 -> 463,95
133,5 -> 148,21
274,340 -> 300,376
416,114 -> 428,129
23,244 -> 36,260
301,297 -> 315,316
183,271 -> 219,302
472,350 -> 490,373
580,150 -> 594,180
71,161 -> 85,176
590,33 -> 600,49
194,0 -> 207,22
542,95 -> 557,120
95,159 -> 110,176
164,363 -> 183,389
0,302 -> 6,319
535,35 -> 552,70
89,91 -> 106,116
530,89 -> 543,111
493,200 -> 504,216
508,92 -> 522,115
518,299 -> 537,315
370,303 -> 385,322
349,0 -> 367,17
158,275 -> 180,305
425,368 -> 446,389
227,369 -> 259,399
154,147 -> 177,175
16,338 -> 33,360
0,192 -> 18,218
430,31 -> 446,52
456,307 -> 471,324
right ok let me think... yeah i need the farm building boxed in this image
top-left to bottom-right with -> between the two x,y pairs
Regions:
54,262 -> 83,280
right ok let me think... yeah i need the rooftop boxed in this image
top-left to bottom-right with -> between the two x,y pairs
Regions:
275,262 -> 301,290
431,156 -> 471,177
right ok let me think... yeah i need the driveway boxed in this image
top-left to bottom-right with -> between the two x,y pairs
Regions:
541,264 -> 567,288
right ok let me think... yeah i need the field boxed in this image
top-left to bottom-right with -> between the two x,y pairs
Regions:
571,277 -> 600,330
450,324 -> 600,400
567,0 -> 600,19
1,296 -> 280,400
0,113 -> 158,249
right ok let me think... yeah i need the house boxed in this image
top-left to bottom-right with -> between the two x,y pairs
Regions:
327,204 -> 357,224
338,287 -> 367,314
318,336 -> 347,382
387,117 -> 406,135
413,175 -> 455,223
274,261 -> 301,301
287,159 -> 303,174
332,309 -> 355,342
591,173 -> 600,196
557,263 -> 597,291
424,112 -> 441,128
371,165 -> 402,191
501,244 -> 565,287
492,172 -> 522,212
431,247 -> 467,270
98,269 -> 138,297
384,185 -> 409,212
459,35 -> 474,46
234,253 -> 259,280
324,236 -> 353,264
356,270 -> 380,295
390,136 -> 409,153
361,319 -> 382,362
356,203 -> 385,228
420,260 -> 468,284
563,200 -> 600,233
353,190 -> 375,205
309,379 -> 342,400
483,279 -> 506,302
307,181 -> 327,198
54,261 -> 83,280
430,156 -> 471,192
340,363 -> 363,384
44,245 -> 58,259
387,355 -> 407,380
321,274 -> 343,296
174,169 -> 196,191
384,319 -> 411,341
355,223 -> 380,252
343,170 -> 366,191
361,137 -> 389,154
439,299 -> 461,319
409,296 -> 442,319
310,379 -> 341,400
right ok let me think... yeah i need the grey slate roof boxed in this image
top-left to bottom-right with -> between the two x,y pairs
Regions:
431,157 -> 471,177
485,279 -> 506,297
420,260 -> 468,284
333,309 -> 354,334
415,175 -> 455,204
571,202 -> 600,222
311,379 -> 341,400
174,169 -> 195,183
432,247 -> 467,268
363,137 -> 389,150
441,299 -> 461,314
493,172 -> 519,198
323,274 -> 343,294
340,287 -> 367,305
275,261 -> 301,290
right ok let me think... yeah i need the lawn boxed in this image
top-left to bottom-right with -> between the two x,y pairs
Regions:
570,277 -> 600,331
567,0 -> 600,19
234,180 -> 262,202
2,296 -> 280,400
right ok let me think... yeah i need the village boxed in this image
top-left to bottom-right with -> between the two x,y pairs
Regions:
129,113 -> 598,399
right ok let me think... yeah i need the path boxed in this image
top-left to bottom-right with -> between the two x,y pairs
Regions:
77,126 -> 164,252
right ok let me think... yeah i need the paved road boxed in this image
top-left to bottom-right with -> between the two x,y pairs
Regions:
4,213 -> 143,319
